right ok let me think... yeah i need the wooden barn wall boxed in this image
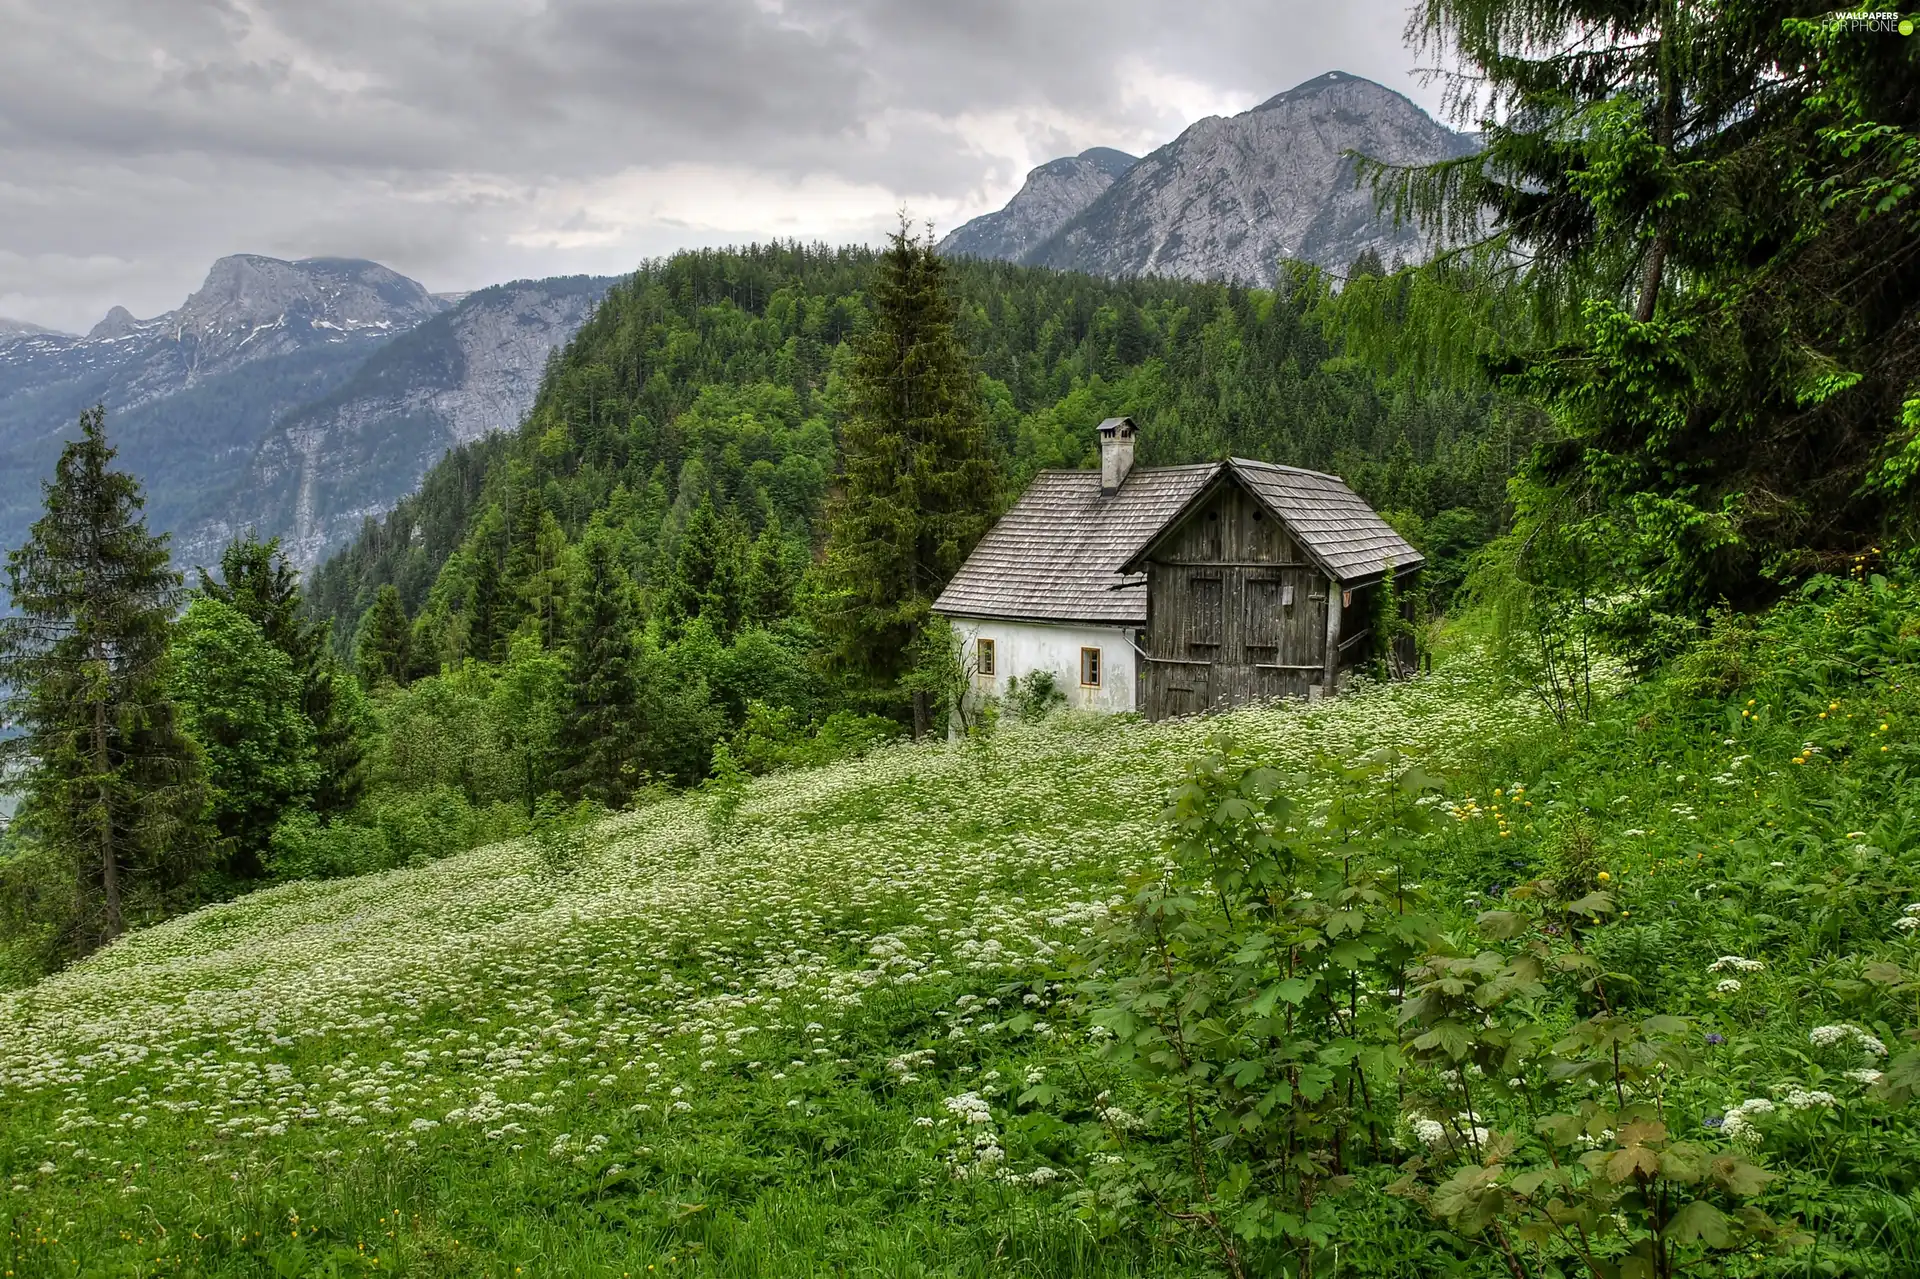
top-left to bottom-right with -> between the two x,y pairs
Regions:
1141,483 -> 1332,719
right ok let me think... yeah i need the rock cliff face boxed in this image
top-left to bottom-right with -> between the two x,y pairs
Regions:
0,257 -> 609,569
938,147 -> 1137,261
188,276 -> 609,567
948,72 -> 1477,284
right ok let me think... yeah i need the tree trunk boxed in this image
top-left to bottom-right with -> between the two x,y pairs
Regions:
1636,36 -> 1679,324
911,689 -> 930,741
93,688 -> 121,941
1634,237 -> 1669,323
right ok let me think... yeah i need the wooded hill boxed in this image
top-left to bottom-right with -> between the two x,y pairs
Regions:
305,245 -> 1527,660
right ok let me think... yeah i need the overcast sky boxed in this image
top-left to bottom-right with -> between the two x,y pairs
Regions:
1,0 -> 1448,334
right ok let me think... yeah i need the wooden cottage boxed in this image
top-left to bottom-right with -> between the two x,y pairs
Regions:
933,417 -> 1422,721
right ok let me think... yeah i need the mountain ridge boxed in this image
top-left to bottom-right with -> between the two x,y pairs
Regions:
937,146 -> 1140,262
944,71 -> 1476,284
0,255 -> 611,570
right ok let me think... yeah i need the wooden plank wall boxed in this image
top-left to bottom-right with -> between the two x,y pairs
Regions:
1141,483 -> 1333,719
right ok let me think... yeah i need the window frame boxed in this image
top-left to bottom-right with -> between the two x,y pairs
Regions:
1080,646 -> 1102,688
975,636 -> 995,677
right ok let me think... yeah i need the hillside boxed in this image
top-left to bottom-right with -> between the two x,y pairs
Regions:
0,654 -> 1533,1274
304,244 -> 1520,652
192,275 -> 610,567
5,572 -> 1920,1274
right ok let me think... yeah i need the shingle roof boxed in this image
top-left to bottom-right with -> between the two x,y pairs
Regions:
935,458 -> 1423,626
932,464 -> 1217,625
1224,458 -> 1424,583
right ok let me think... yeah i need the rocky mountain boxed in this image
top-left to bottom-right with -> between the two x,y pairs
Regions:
191,276 -> 608,567
938,147 -> 1137,261
948,71 -> 1478,285
0,256 -> 610,569
0,318 -> 69,340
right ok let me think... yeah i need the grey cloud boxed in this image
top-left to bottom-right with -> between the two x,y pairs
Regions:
0,0 -> 1437,332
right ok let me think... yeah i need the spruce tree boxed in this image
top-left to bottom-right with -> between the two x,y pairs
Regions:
0,407 -> 209,949
354,585 -> 412,689
742,518 -> 799,626
661,496 -> 746,641
464,538 -> 507,664
199,534 -> 365,816
1373,0 -> 1920,610
820,222 -> 999,734
558,530 -> 642,806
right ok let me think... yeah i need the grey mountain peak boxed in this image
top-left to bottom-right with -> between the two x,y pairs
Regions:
948,70 -> 1476,285
0,316 -> 72,340
938,146 -> 1140,262
0,255 -> 610,571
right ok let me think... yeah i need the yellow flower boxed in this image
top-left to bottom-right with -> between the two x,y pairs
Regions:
1597,871 -> 1611,883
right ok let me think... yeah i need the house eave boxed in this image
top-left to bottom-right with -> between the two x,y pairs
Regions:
933,607 -> 1145,630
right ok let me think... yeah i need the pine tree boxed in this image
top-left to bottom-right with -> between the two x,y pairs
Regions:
661,496 -> 746,641
504,478 -> 568,647
464,537 -> 507,664
0,407 -> 209,950
742,518 -> 799,626
354,585 -> 412,689
1371,0 -> 1920,610
199,534 -> 365,817
820,222 -> 999,735
558,530 -> 642,807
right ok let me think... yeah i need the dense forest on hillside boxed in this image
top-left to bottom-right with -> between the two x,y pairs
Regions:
305,245 -> 1526,649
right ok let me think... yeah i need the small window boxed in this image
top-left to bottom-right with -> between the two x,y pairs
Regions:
1080,647 -> 1102,688
975,637 -> 995,677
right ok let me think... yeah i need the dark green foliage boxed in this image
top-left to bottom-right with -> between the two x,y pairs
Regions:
557,530 -> 642,807
0,407 -> 209,954
1368,0 -> 1920,616
168,596 -> 318,882
819,225 -> 1000,725
354,585 -> 412,688
661,496 -> 747,641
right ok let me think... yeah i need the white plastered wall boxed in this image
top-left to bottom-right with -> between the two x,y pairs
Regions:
945,617 -> 1139,716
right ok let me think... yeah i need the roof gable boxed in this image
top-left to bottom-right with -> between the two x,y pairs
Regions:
1119,459 -> 1423,583
934,457 -> 1422,626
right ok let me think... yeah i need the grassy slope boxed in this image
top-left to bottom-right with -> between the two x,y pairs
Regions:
0,658 -> 1536,1277
5,579 -> 1919,1278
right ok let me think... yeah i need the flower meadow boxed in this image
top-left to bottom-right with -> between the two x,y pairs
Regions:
2,575 -> 1919,1277
0,656 -> 1530,1276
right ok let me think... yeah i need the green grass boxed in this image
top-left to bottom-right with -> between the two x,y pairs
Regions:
0,656 -> 1535,1277
5,576 -> 1920,1277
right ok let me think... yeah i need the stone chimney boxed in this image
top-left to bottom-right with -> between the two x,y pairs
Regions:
1098,416 -> 1137,495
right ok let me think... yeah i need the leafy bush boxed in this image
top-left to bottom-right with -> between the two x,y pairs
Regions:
1070,572 -> 1920,1277
729,700 -> 901,775
1007,671 -> 1068,721
266,788 -> 528,882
